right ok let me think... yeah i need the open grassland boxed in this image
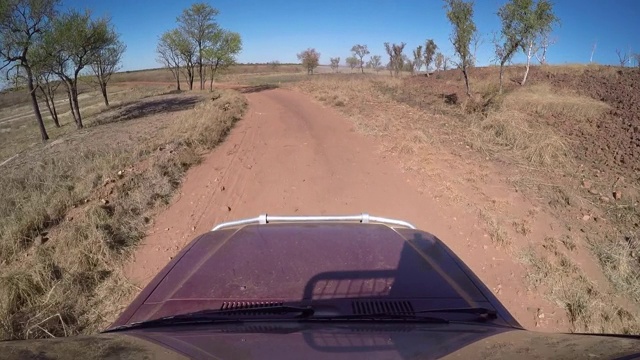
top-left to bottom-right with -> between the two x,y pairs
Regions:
0,86 -> 246,340
290,65 -> 640,334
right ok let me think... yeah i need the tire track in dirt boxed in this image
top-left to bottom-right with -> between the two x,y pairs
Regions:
124,87 -> 563,331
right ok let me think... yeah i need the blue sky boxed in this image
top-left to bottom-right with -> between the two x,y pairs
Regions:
64,0 -> 640,71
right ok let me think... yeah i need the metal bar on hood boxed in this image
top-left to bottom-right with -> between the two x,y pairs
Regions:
211,214 -> 416,231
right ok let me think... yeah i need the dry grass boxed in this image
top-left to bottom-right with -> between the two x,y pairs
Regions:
0,86 -> 168,161
478,209 -> 510,246
468,110 -> 571,167
588,233 -> 640,305
0,89 -> 247,340
520,244 -> 639,334
502,84 -> 610,123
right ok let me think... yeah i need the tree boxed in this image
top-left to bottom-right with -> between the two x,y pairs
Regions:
157,29 -> 183,90
44,10 -> 113,128
202,30 -> 241,90
412,45 -> 423,73
177,3 -> 219,90
351,44 -> 369,73
497,0 -> 558,89
35,70 -> 60,127
329,57 -> 340,72
384,42 -> 406,77
90,32 -> 125,106
268,60 -> 280,70
175,30 -> 196,90
367,55 -> 382,72
0,0 -> 59,141
444,0 -> 476,96
402,54 -> 414,73
424,39 -> 437,76
434,52 -> 445,71
30,45 -> 60,127
345,56 -> 359,72
297,48 -> 320,74
535,33 -> 555,64
633,53 -> 640,68
616,49 -> 629,67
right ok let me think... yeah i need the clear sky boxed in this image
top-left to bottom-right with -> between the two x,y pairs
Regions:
64,0 -> 640,71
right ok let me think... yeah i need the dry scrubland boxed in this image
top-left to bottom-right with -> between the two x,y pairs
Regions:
291,65 -> 640,333
1,63 -> 638,340
0,84 -> 246,340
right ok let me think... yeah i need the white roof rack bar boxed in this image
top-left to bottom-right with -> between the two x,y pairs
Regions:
211,213 -> 416,231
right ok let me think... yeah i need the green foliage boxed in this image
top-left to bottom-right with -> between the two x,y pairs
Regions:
424,39 -> 438,74
177,2 -> 219,90
202,30 -> 242,87
46,10 -> 113,78
297,48 -> 320,74
496,0 -> 558,89
444,0 -> 476,68
0,0 -> 59,66
177,2 -> 219,43
346,56 -> 359,71
444,0 -> 476,95
351,44 -> 370,73
497,0 -> 558,65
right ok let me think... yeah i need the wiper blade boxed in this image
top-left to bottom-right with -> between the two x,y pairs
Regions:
416,307 -> 497,320
312,307 -> 496,323
105,305 -> 315,332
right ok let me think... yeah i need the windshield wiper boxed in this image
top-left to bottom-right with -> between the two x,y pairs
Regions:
415,307 -> 497,320
311,307 -> 496,323
105,305 -> 315,332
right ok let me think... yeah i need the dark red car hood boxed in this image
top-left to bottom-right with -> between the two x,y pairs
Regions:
113,223 -> 517,327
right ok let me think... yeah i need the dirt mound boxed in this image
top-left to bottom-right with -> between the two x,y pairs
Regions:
530,68 -> 640,175
407,66 -> 640,178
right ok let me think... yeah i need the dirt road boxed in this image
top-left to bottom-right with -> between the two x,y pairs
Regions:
125,87 -> 562,330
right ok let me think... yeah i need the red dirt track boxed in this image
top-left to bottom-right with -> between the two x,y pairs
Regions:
125,87 -> 563,331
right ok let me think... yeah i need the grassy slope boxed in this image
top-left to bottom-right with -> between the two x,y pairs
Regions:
0,88 -> 246,340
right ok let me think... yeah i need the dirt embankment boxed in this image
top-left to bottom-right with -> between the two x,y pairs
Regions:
533,68 -> 640,174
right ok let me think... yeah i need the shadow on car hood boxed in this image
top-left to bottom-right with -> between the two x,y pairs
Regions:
115,223 -> 513,326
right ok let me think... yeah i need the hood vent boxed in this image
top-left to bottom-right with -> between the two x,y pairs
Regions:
220,301 -> 284,311
351,300 -> 414,315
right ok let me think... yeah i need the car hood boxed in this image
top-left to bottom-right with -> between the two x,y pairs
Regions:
113,223 -> 514,326
2,324 -> 639,359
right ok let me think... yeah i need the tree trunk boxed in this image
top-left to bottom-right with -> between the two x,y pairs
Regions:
198,56 -> 204,90
100,82 -> 109,107
64,82 -> 78,124
40,87 -> 59,127
499,62 -> 505,94
209,64 -> 217,91
26,67 -> 49,141
462,66 -> 471,97
522,40 -> 534,86
50,98 -> 59,127
174,66 -> 181,91
71,85 -> 83,129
